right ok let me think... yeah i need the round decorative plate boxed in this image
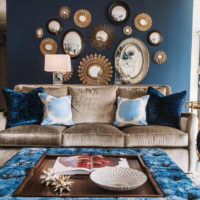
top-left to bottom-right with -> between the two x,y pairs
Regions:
73,9 -> 92,28
134,13 -> 152,32
90,167 -> 147,192
153,50 -> 167,64
40,38 -> 58,55
78,54 -> 112,85
59,6 -> 71,19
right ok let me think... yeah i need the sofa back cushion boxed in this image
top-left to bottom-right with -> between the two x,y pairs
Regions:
68,86 -> 117,124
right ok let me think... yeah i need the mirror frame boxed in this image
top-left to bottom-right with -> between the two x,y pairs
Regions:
147,30 -> 163,46
62,29 -> 84,59
47,19 -> 63,35
107,1 -> 130,25
40,38 -> 58,55
114,37 -> 150,84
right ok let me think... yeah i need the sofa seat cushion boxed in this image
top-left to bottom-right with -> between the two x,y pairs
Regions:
123,125 -> 188,147
0,125 -> 65,147
62,123 -> 125,147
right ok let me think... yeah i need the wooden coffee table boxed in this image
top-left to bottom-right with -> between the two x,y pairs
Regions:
13,154 -> 163,198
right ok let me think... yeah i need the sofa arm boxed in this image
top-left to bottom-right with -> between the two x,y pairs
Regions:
181,113 -> 198,173
0,112 -> 6,131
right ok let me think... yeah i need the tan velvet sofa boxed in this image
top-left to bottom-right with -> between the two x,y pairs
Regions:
0,84 -> 198,173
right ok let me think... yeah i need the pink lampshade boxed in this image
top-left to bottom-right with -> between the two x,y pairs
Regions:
44,54 -> 71,72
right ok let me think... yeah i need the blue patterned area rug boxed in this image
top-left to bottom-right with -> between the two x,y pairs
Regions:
0,147 -> 200,200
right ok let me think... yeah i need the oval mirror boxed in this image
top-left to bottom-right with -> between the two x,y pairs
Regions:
107,2 -> 130,25
47,19 -> 63,35
62,30 -> 84,58
115,37 -> 150,84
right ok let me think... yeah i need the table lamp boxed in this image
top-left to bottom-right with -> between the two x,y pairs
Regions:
44,54 -> 71,84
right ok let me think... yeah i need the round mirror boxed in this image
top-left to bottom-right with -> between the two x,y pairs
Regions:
153,50 -> 167,64
107,2 -> 130,25
88,65 -> 102,78
134,13 -> 152,32
40,38 -> 58,55
96,31 -> 108,42
35,28 -> 44,38
73,9 -> 92,28
115,37 -> 150,84
63,30 -> 84,58
47,19 -> 62,35
123,26 -> 132,36
147,30 -> 163,46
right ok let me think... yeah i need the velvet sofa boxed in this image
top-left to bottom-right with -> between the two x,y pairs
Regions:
0,84 -> 198,173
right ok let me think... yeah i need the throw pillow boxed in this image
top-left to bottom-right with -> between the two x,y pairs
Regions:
3,87 -> 44,128
39,93 -> 74,126
147,87 -> 186,129
113,95 -> 150,127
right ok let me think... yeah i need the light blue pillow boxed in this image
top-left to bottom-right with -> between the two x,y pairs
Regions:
113,95 -> 150,127
38,93 -> 74,126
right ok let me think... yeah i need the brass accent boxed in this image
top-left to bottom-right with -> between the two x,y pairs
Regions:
78,54 -> 113,85
153,50 -> 167,64
63,68 -> 73,82
59,6 -> 71,19
88,24 -> 114,51
134,13 -> 152,32
36,28 -> 44,38
123,26 -> 132,36
40,38 -> 58,55
73,9 -> 92,28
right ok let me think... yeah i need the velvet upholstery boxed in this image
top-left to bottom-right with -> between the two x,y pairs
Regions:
3,87 -> 44,128
0,125 -> 65,146
147,87 -> 186,129
63,123 -> 125,147
123,125 -> 188,147
68,86 -> 117,124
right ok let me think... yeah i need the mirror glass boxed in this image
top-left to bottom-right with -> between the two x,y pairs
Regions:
148,31 -> 162,46
36,28 -> 44,38
157,54 -> 163,60
45,44 -> 53,51
88,65 -> 102,78
108,2 -> 130,24
96,31 -> 108,42
47,19 -> 62,35
63,30 -> 83,58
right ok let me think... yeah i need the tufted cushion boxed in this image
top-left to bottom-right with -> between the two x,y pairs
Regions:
68,86 -> 117,124
62,123 -> 125,147
123,125 -> 188,147
0,125 -> 65,147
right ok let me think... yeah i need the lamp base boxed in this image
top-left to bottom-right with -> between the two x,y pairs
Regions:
52,72 -> 63,84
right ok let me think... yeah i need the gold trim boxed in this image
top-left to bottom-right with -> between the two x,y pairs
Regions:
78,54 -> 113,85
88,24 -> 114,51
134,13 -> 152,32
153,50 -> 167,64
36,28 -> 44,38
59,6 -> 71,19
73,9 -> 92,28
40,38 -> 58,55
123,26 -> 132,36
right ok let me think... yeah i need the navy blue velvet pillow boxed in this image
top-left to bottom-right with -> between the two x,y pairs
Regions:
147,87 -> 186,129
3,87 -> 44,128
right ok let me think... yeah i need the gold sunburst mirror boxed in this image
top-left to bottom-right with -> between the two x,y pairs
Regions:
59,6 -> 71,19
123,26 -> 132,36
88,24 -> 114,51
153,50 -> 167,64
63,68 -> 73,82
134,13 -> 152,32
78,54 -> 113,85
36,28 -> 44,38
73,9 -> 92,28
40,38 -> 58,55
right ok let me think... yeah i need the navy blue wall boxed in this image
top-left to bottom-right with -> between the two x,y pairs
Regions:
7,0 -> 193,99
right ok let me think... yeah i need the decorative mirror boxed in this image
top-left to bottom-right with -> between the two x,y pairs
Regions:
40,38 -> 58,55
153,50 -> 167,64
63,69 -> 73,82
78,54 -> 113,85
36,28 -> 44,38
59,6 -> 71,19
47,19 -> 63,35
73,9 -> 92,28
88,24 -> 114,51
148,30 -> 163,46
115,37 -> 150,84
134,13 -> 152,32
107,1 -> 130,25
123,26 -> 132,36
62,30 -> 84,58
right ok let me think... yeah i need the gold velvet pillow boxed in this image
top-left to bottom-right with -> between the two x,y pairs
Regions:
68,86 -> 117,124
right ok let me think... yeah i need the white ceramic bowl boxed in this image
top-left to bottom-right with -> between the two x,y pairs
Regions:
90,167 -> 147,192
